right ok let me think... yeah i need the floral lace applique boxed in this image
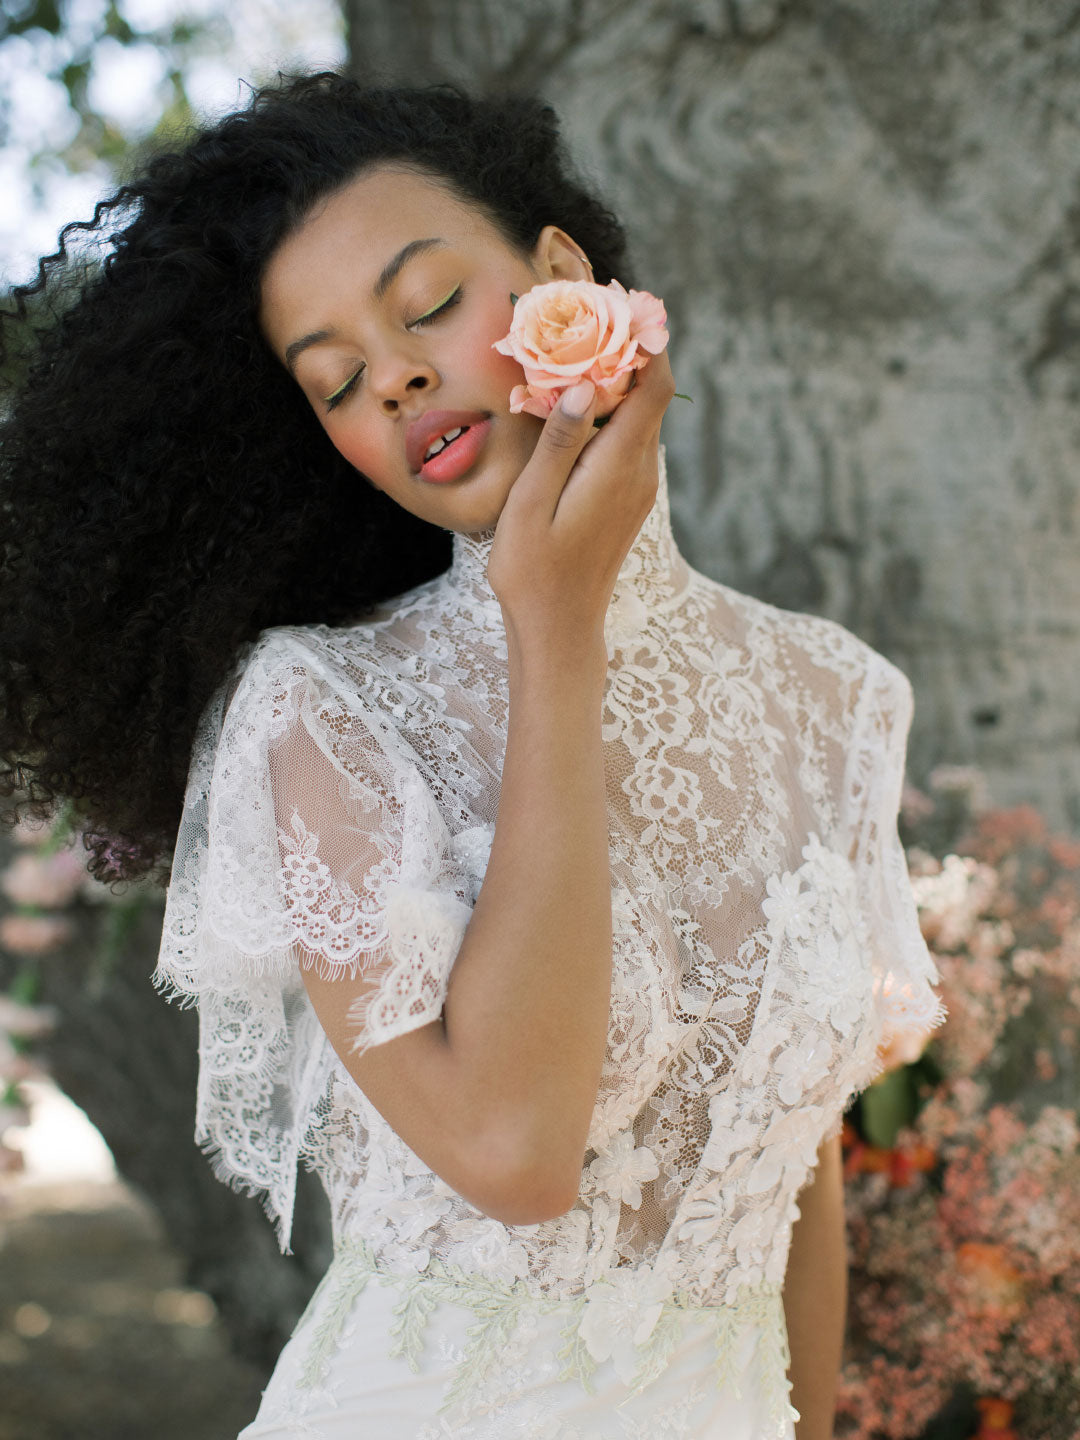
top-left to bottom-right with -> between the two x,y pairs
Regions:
156,445 -> 943,1434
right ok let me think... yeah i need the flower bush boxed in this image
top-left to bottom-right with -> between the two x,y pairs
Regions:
836,772 -> 1080,1440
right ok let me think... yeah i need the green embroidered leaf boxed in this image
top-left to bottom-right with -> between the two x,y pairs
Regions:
705,1288 -> 783,1401
707,1306 -> 742,1392
555,1310 -> 598,1395
757,1305 -> 790,1394
624,1307 -> 683,1393
443,1303 -> 525,1413
387,1280 -> 439,1373
297,1253 -> 374,1389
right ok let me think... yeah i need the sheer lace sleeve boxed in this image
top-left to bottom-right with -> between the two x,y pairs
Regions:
152,629 -> 481,1250
266,661 -> 478,1053
843,653 -> 947,1070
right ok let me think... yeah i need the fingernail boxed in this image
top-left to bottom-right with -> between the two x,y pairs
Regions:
561,379 -> 595,417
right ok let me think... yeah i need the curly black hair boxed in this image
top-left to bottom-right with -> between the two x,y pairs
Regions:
0,69 -> 634,888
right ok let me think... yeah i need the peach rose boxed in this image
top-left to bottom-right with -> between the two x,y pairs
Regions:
492,277 -> 669,420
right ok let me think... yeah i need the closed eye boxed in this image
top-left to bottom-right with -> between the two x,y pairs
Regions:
323,285 -> 464,413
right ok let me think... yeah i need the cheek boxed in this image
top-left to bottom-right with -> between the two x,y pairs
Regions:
471,292 -> 523,385
322,415 -> 382,477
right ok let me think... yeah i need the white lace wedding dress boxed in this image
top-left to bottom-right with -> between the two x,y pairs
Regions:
154,446 -> 945,1438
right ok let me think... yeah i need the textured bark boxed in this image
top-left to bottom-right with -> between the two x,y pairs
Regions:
344,0 -> 1080,830
0,875 -> 331,1375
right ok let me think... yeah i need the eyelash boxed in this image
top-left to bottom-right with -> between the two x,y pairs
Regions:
323,285 -> 464,412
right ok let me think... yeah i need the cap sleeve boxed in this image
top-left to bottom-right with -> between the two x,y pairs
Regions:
843,653 -> 947,1068
152,629 -> 483,1251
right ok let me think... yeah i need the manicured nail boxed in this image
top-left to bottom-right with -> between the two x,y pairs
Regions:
561,379 -> 595,417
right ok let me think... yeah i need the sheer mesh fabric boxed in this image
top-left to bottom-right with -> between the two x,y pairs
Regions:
155,446 -> 944,1429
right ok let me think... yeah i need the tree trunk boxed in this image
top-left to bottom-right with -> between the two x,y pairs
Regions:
344,0 -> 1080,831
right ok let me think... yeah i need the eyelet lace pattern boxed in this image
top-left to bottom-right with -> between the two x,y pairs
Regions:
155,446 -> 945,1435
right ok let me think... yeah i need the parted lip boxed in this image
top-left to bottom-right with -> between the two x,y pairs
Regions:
405,409 -> 490,473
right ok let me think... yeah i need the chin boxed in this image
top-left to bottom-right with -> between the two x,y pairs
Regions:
449,497 -> 504,535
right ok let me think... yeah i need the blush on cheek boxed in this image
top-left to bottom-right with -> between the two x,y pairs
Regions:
475,298 -> 524,382
327,427 -> 383,482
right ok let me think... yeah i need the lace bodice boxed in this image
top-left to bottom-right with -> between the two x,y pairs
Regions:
155,446 -> 944,1430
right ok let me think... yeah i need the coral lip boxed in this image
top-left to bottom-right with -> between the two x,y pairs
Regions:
419,419 -> 492,484
406,409 -> 491,474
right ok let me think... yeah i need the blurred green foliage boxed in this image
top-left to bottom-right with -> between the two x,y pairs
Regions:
0,0 -> 218,179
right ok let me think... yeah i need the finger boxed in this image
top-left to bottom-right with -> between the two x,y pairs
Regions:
512,379 -> 599,510
568,358 -> 674,484
587,354 -> 675,449
560,377 -> 599,420
623,348 -> 676,414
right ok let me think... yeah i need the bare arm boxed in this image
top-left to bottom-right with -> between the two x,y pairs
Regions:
302,637 -> 610,1225
782,1130 -> 847,1440
300,351 -> 676,1226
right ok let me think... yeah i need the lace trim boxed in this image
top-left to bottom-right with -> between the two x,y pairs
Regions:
295,1237 -> 797,1437
843,654 -> 948,1055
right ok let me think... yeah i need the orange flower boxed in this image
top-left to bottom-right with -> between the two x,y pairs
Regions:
843,1139 -> 936,1186
492,278 -> 669,419
888,1143 -> 937,1188
974,1395 -> 1017,1440
955,1243 -> 1027,1321
857,1143 -> 894,1175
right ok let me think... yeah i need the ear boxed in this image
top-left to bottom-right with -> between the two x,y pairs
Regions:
530,225 -> 594,284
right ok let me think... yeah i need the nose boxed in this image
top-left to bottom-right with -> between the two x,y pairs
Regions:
373,349 -> 439,414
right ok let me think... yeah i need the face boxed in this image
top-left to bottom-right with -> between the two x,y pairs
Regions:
258,164 -> 594,534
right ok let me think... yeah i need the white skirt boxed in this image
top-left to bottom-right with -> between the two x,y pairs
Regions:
236,1250 -> 799,1440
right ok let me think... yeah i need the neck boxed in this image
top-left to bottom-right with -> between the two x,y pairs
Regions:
446,445 -> 687,649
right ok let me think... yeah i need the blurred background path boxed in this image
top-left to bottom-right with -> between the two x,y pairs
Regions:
0,1080 -> 266,1440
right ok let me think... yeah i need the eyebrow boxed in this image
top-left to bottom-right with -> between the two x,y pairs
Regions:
283,236 -> 449,376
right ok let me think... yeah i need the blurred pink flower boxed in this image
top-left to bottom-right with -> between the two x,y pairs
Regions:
0,848 -> 86,908
875,1022 -> 933,1073
0,995 -> 56,1039
0,913 -> 74,954
954,1242 -> 1028,1322
900,782 -> 935,823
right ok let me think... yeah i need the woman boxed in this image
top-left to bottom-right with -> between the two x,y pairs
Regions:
0,71 -> 945,1439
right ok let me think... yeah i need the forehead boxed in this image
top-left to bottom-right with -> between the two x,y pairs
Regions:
259,166 -> 497,341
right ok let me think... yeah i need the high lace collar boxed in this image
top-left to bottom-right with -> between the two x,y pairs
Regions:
445,444 -> 688,655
